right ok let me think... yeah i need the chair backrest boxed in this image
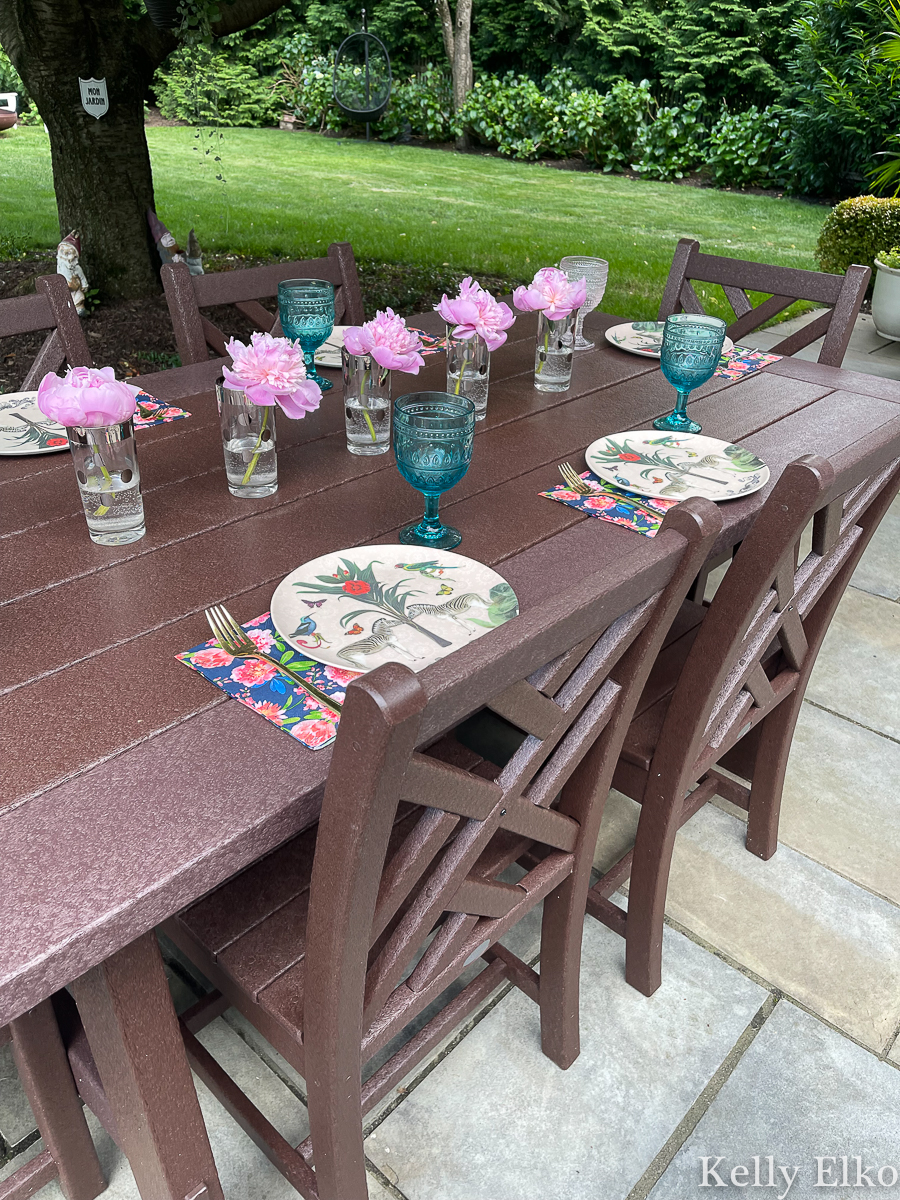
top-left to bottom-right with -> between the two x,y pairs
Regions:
161,242 -> 365,367
0,275 -> 92,389
301,499 -> 722,1114
658,237 -> 870,367
652,421 -> 900,794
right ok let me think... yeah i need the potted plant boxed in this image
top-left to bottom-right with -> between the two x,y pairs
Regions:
872,246 -> 900,341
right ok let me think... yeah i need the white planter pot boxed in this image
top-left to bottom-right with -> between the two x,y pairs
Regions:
872,258 -> 900,341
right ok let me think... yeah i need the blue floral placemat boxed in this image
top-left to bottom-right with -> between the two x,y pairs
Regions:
541,469 -> 676,538
134,393 -> 191,427
177,612 -> 360,750
717,346 -> 782,380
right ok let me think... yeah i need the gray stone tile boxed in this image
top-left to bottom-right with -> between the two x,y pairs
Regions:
805,585 -> 900,740
774,704 -> 900,905
663,803 -> 900,1050
0,1043 -> 37,1147
367,919 -> 766,1200
852,491 -> 900,601
651,1001 -> 900,1200
890,1036 -> 900,1066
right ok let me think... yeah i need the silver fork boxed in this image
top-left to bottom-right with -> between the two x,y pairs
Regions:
204,604 -> 342,713
558,462 -> 597,494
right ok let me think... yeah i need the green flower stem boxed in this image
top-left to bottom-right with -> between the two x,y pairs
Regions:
241,406 -> 269,486
453,342 -> 469,394
358,367 -> 377,442
536,326 -> 550,375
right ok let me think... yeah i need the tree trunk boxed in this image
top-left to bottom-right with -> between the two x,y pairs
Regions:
0,0 -> 175,299
452,0 -> 473,151
436,0 -> 454,65
0,0 -> 284,301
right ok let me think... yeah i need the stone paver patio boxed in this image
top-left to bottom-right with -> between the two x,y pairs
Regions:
3,314 -> 898,1200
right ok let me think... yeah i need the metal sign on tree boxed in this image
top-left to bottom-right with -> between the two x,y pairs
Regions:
79,78 -> 108,119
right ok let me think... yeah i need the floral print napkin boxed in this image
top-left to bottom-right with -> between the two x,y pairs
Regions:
177,612 -> 360,750
716,346 -> 782,380
133,392 -> 191,427
541,469 -> 677,538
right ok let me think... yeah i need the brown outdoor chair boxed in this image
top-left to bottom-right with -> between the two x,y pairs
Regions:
161,498 -> 721,1200
658,237 -> 871,367
0,274 -> 93,389
161,241 -> 365,369
1,1001 -> 105,1200
586,422 -> 900,997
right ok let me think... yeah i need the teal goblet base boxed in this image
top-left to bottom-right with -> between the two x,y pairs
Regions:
302,350 -> 333,391
399,518 -> 462,549
653,408 -> 701,434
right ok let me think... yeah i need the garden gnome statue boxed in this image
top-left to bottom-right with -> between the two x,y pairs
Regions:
185,228 -> 204,276
56,231 -> 88,316
147,209 -> 185,266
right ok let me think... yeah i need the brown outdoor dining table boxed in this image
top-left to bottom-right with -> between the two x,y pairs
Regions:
3,305 -> 900,1200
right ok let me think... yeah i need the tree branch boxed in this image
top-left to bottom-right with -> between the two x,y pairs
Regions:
211,0 -> 288,37
435,0 -> 454,64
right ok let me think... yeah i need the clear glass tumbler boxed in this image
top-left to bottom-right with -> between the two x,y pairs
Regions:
216,381 -> 278,497
560,255 -> 609,350
68,418 -> 145,545
534,310 -> 577,392
342,348 -> 392,455
445,327 -> 491,421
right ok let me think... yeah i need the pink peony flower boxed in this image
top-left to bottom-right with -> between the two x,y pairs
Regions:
298,718 -> 338,747
435,277 -> 516,351
245,612 -> 271,627
245,699 -> 288,723
37,366 -> 139,428
513,267 -> 587,321
584,496 -> 617,511
230,659 -> 278,687
343,309 -> 425,373
247,628 -> 276,653
323,665 -> 359,686
223,332 -> 322,419
192,647 -> 235,668
553,489 -> 581,502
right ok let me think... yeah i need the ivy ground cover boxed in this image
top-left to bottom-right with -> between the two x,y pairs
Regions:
0,126 -> 827,320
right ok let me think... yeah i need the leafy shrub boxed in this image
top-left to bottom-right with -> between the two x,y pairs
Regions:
876,246 -> 900,268
815,195 -> 900,274
632,97 -> 708,180
154,45 -> 283,127
274,33 -> 337,130
786,0 -> 900,197
454,72 -> 571,161
379,67 -> 453,142
707,105 -> 793,188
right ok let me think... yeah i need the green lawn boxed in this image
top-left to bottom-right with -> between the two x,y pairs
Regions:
0,125 -> 830,320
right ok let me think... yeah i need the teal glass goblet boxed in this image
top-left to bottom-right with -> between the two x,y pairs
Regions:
394,392 -> 476,549
654,313 -> 727,434
277,278 -> 335,392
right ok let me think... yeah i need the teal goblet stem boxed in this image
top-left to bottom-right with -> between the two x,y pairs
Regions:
654,386 -> 701,433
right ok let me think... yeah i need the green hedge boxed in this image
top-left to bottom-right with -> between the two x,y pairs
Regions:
816,196 -> 900,275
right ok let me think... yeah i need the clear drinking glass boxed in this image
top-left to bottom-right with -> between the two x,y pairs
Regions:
342,347 -> 391,455
277,278 -> 335,392
68,418 -> 145,545
560,255 -> 609,350
534,310 -> 577,392
217,381 -> 278,497
445,327 -> 491,421
394,392 -> 476,549
654,314 -> 727,434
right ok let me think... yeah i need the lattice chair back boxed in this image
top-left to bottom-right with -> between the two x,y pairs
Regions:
161,241 -> 364,367
648,424 -> 900,843
0,275 -> 92,390
658,238 -> 870,367
300,499 -> 722,1198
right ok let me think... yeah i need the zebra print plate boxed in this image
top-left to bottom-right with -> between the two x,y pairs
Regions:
269,545 -> 519,674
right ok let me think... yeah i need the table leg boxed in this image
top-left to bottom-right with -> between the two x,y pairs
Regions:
70,932 -> 224,1200
9,998 -> 106,1200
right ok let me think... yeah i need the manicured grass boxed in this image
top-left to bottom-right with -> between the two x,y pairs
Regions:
0,125 -> 830,319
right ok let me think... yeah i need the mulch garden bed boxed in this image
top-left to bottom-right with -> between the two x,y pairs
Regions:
0,250 -> 522,392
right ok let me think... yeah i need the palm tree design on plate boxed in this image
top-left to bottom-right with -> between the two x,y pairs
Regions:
590,436 -> 763,487
0,413 -> 68,451
292,558 -> 453,648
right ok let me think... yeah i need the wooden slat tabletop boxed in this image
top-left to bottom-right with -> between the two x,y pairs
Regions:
2,308 -> 898,1025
